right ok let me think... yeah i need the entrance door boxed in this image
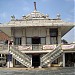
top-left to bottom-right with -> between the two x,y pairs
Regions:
32,37 -> 40,44
65,53 -> 75,67
32,54 -> 40,67
32,37 -> 40,50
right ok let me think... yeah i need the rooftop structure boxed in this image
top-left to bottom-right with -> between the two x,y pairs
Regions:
0,2 -> 75,68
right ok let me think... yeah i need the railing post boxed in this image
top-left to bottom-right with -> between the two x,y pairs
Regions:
7,41 -> 10,68
63,53 -> 65,67
8,41 -> 10,52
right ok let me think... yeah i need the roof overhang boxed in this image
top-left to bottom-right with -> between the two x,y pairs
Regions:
0,22 -> 74,37
0,27 -> 11,37
61,25 -> 74,37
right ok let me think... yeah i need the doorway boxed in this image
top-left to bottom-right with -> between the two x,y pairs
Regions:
32,37 -> 40,44
65,53 -> 75,67
32,54 -> 40,67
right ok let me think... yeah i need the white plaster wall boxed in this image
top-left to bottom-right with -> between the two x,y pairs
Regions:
26,27 -> 33,37
12,27 -> 61,45
58,27 -> 61,44
14,28 -> 22,37
39,27 -> 46,37
22,37 -> 26,45
26,27 -> 46,37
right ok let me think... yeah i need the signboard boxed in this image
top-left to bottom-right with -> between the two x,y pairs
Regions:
62,45 -> 74,50
18,45 -> 32,51
43,45 -> 56,50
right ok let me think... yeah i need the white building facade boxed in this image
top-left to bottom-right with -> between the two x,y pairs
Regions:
0,2 -> 75,68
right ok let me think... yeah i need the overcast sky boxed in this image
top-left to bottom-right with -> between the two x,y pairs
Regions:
0,0 -> 75,43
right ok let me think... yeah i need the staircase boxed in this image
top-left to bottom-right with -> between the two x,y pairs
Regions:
40,44 -> 63,67
10,46 -> 32,68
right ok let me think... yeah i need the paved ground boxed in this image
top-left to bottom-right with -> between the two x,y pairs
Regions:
0,67 -> 75,75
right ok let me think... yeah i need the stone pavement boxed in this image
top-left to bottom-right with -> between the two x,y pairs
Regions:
0,67 -> 75,75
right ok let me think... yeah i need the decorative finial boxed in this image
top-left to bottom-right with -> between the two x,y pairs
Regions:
46,14 -> 49,18
57,14 -> 61,19
34,2 -> 37,11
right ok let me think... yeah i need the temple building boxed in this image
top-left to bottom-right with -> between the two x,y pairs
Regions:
0,2 -> 75,68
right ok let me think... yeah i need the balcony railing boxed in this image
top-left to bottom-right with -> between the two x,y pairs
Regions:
13,44 -> 75,51
32,44 -> 42,51
0,57 -> 6,64
61,44 -> 75,50
0,45 -> 8,51
14,44 -> 57,51
0,44 -> 75,51
14,45 -> 32,51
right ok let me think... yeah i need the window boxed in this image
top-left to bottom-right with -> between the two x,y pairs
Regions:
26,37 -> 46,45
41,37 -> 46,44
50,28 -> 58,44
50,28 -> 58,37
26,37 -> 32,44
50,37 -> 57,44
32,37 -> 40,44
14,37 -> 22,45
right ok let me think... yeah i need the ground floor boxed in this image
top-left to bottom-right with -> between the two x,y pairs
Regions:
65,53 -> 75,67
0,52 -> 75,68
0,67 -> 75,75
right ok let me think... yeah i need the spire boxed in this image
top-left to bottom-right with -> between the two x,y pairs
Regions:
34,2 -> 37,11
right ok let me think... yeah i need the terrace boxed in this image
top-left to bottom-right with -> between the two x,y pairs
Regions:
0,44 -> 75,54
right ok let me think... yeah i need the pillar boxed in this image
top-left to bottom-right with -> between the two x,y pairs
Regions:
22,37 -> 26,45
46,28 -> 50,44
11,28 -> 15,45
22,28 -> 26,45
58,27 -> 61,44
63,53 -> 65,67
48,64 -> 51,67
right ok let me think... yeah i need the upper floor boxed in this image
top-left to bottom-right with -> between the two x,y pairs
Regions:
0,2 -> 74,38
11,27 -> 61,45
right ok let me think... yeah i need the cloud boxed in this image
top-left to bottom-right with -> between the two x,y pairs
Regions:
41,0 -> 49,2
65,18 -> 72,22
42,0 -> 47,1
65,8 -> 74,22
65,15 -> 74,22
23,7 -> 31,11
65,0 -> 75,2
0,12 -> 7,19
22,7 -> 32,15
70,8 -> 75,13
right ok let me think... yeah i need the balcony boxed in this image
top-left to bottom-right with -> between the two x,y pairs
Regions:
0,44 -> 75,54
0,57 -> 6,64
0,45 -> 8,54
11,44 -> 75,53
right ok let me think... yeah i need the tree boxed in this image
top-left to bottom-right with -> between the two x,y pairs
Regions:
61,39 -> 68,44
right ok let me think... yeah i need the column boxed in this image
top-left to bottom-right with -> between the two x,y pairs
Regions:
46,28 -> 50,44
22,28 -> 26,45
58,27 -> 61,44
63,53 -> 65,67
31,55 -> 34,68
11,28 -> 15,45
